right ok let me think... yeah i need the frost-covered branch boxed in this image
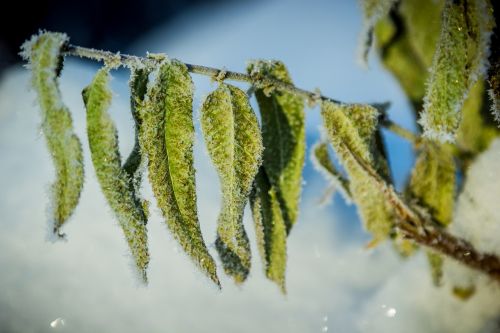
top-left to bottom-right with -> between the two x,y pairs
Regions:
63,44 -> 342,106
343,140 -> 500,282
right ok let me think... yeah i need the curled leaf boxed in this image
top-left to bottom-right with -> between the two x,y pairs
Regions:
310,139 -> 351,204
123,67 -> 150,191
83,67 -> 150,283
201,83 -> 263,283
247,60 -> 305,233
139,60 -> 219,286
20,31 -> 84,240
419,0 -> 495,142
321,101 -> 395,243
250,168 -> 287,293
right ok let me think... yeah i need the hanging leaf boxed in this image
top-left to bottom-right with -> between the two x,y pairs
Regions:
123,67 -> 150,192
201,83 -> 263,283
83,67 -> 150,283
321,101 -> 395,244
247,60 -> 305,233
138,60 -> 219,286
20,31 -> 84,240
310,139 -> 351,203
250,168 -> 287,293
419,0 -> 494,142
358,0 -> 398,65
408,141 -> 455,226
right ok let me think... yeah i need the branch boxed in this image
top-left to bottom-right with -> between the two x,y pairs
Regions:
63,44 -> 342,105
346,144 -> 500,282
64,43 -> 500,282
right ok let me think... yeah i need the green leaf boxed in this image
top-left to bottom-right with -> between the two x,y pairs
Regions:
321,101 -> 395,243
457,79 -> 500,155
419,0 -> 495,142
201,83 -> 263,283
123,67 -> 150,191
247,60 -> 305,233
250,168 -> 287,293
83,67 -> 150,283
408,141 -> 455,226
20,31 -> 84,240
138,60 -> 219,286
310,139 -> 351,203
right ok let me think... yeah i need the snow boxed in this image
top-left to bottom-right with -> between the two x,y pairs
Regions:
1,0 -> 500,332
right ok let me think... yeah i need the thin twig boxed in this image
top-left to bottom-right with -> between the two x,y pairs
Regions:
63,44 -> 342,105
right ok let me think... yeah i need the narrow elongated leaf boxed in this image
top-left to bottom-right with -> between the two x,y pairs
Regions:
310,139 -> 351,203
321,102 -> 395,243
83,67 -> 150,283
20,31 -> 84,240
250,168 -> 287,293
123,67 -> 150,192
138,60 -> 219,286
247,60 -> 305,233
419,0 -> 495,142
201,84 -> 263,283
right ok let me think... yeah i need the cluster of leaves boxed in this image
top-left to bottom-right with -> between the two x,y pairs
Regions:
20,0 -> 498,294
21,32 -> 307,290
356,0 -> 498,295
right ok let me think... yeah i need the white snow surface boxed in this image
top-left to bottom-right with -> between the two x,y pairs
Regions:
1,1 -> 500,332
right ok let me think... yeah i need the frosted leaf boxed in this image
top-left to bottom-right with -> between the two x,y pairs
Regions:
321,101 -> 395,243
200,83 -> 263,283
419,0 -> 495,142
122,67 -> 150,191
450,139 -> 500,257
358,0 -> 398,66
250,168 -> 287,293
310,138 -> 351,204
408,141 -> 455,226
138,60 -> 219,286
83,67 -> 150,283
20,31 -> 84,240
247,60 -> 305,233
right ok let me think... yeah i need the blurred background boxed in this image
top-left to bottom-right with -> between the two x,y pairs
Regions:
1,0 -> 500,332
